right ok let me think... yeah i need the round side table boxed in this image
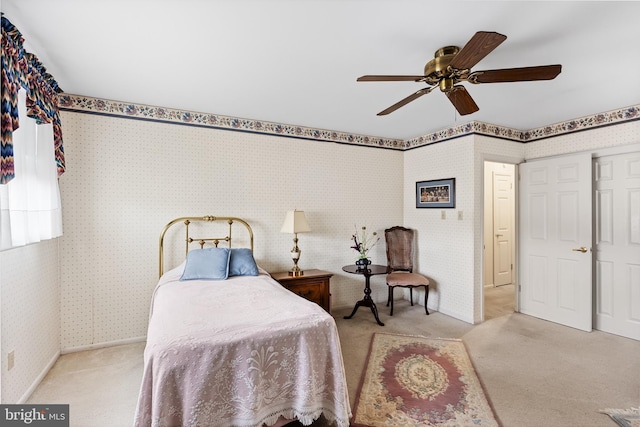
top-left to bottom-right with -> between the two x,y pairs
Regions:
342,264 -> 388,326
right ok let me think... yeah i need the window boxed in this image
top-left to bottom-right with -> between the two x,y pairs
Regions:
0,89 -> 62,250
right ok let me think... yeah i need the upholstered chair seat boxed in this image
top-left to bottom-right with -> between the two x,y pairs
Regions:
386,271 -> 430,288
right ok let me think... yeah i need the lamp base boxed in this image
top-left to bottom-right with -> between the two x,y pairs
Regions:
289,237 -> 304,276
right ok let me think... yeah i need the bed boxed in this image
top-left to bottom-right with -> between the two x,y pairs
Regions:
133,216 -> 351,427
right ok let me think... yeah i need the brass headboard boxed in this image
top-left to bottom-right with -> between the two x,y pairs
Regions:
159,216 -> 254,277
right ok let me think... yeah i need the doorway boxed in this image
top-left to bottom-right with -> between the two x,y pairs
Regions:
483,161 -> 516,320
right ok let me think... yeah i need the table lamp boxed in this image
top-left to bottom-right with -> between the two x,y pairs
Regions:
280,210 -> 311,276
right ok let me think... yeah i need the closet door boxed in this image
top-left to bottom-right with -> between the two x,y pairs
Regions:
595,152 -> 640,340
519,153 -> 593,331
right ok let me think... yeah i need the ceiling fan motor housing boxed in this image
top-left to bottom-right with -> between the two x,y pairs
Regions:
423,46 -> 460,88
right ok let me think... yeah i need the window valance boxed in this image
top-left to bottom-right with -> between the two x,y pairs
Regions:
1,14 -> 64,184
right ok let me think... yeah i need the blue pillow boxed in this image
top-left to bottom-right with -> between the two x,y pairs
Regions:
228,248 -> 259,277
180,247 -> 230,281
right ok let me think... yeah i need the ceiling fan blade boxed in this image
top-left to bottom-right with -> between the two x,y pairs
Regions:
445,86 -> 479,116
468,64 -> 562,83
377,87 -> 434,116
448,31 -> 507,71
357,75 -> 425,82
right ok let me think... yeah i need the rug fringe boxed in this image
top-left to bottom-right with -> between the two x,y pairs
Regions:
600,407 -> 640,415
599,407 -> 639,427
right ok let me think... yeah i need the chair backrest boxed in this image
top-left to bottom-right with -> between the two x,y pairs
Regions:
384,226 -> 415,273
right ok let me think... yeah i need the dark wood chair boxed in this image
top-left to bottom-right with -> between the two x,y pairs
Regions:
384,226 -> 430,316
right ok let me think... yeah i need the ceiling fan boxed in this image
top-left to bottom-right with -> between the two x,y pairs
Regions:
357,31 -> 562,116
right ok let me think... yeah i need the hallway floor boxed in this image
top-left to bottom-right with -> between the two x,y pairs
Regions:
484,283 -> 515,320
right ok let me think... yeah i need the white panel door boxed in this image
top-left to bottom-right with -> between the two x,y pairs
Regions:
519,153 -> 593,331
595,152 -> 640,340
493,171 -> 514,286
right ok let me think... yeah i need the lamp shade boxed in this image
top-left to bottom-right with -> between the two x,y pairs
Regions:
280,210 -> 311,234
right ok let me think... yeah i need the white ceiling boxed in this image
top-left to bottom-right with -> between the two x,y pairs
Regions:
3,0 -> 639,140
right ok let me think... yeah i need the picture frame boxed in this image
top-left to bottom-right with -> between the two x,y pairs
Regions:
416,178 -> 456,208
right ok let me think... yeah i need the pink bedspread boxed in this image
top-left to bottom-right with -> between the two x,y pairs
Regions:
134,265 -> 351,427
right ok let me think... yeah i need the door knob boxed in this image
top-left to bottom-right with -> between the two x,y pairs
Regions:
496,234 -> 503,237
571,246 -> 588,253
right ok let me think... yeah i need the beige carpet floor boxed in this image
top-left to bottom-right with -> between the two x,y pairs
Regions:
26,294 -> 639,427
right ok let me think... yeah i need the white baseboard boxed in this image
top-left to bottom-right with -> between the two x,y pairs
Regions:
61,336 -> 146,355
333,298 -> 458,323
18,350 -> 60,404
436,306 -> 474,324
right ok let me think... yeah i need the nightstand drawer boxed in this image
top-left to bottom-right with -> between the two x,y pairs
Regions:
287,282 -> 322,302
270,269 -> 333,313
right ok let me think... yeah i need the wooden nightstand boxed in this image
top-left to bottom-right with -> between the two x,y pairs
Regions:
270,269 -> 332,313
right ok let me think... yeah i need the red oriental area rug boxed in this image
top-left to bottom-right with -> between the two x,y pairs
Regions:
352,333 -> 499,427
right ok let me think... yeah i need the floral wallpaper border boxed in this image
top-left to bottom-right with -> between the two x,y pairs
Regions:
59,94 -> 639,150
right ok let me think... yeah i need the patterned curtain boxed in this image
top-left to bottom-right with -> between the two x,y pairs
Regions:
1,14 -> 64,184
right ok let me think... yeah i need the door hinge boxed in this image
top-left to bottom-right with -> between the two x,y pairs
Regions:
511,263 -> 513,270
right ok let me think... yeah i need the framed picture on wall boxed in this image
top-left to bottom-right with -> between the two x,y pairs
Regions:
416,178 -> 456,208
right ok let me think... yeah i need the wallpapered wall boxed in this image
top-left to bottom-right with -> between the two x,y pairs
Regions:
57,111 -> 404,351
403,135 -> 526,323
1,239 -> 60,403
524,120 -> 640,159
404,136 -> 478,322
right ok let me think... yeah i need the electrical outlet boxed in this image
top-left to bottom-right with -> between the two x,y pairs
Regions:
8,350 -> 15,371
441,210 -> 446,220
458,211 -> 463,220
